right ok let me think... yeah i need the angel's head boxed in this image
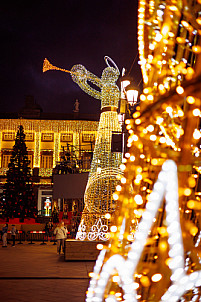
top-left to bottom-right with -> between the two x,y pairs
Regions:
101,67 -> 119,83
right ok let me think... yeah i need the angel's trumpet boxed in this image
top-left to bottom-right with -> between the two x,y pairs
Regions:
43,58 -> 71,74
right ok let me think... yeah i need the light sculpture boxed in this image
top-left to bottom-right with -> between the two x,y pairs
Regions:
86,0 -> 201,301
87,160 -> 201,302
43,56 -> 122,240
71,57 -> 122,240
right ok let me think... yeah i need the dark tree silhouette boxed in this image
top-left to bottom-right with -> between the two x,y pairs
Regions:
1,125 -> 37,219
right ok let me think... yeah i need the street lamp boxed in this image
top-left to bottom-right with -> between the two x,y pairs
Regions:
111,73 -> 132,154
118,74 -> 133,123
111,71 -> 139,155
125,83 -> 139,107
120,76 -> 131,99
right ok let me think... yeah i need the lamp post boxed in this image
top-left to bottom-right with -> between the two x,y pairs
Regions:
125,83 -> 139,107
118,74 -> 132,126
119,73 -> 139,118
120,76 -> 131,99
119,74 -> 139,155
125,83 -> 139,118
111,73 -> 131,154
112,72 -> 139,155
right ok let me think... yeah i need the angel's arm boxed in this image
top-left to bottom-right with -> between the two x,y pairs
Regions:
71,65 -> 102,100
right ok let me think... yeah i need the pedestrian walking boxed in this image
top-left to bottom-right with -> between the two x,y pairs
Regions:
2,223 -> 8,247
54,221 -> 68,255
11,224 -> 17,247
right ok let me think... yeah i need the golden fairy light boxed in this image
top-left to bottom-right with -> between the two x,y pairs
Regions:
44,56 -> 122,240
0,119 -> 98,178
73,57 -> 122,241
86,0 -> 201,301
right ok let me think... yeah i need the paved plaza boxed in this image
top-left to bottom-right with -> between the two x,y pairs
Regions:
0,241 -> 95,302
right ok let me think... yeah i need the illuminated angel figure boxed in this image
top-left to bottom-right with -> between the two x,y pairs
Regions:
71,56 -> 122,240
43,56 -> 122,240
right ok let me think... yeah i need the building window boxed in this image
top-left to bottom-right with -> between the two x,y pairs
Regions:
2,132 -> 15,141
41,154 -> 53,168
1,152 -> 33,169
2,154 -> 12,168
82,133 -> 95,143
25,133 -> 34,142
41,133 -> 54,142
60,133 -> 73,142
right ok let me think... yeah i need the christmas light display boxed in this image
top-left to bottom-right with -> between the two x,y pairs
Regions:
72,57 -> 122,240
44,197 -> 51,216
43,56 -> 122,240
87,160 -> 201,302
34,131 -> 41,167
2,125 -> 38,219
86,0 -> 201,301
0,119 -> 98,177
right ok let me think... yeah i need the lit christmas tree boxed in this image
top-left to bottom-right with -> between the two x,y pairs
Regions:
1,125 -> 37,219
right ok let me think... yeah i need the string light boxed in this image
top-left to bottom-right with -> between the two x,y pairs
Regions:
0,119 -> 99,178
44,56 -> 123,240
86,0 -> 201,301
70,57 -> 122,240
87,161 -> 201,301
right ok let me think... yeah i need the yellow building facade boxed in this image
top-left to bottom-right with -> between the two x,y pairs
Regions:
0,116 -> 99,215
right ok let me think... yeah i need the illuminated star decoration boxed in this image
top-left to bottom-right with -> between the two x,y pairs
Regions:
86,160 -> 201,302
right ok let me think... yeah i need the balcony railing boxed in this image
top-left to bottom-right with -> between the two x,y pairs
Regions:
0,160 -> 92,178
0,167 -> 53,178
39,168 -> 53,177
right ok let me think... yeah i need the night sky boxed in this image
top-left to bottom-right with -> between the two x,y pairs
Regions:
0,0 -> 142,115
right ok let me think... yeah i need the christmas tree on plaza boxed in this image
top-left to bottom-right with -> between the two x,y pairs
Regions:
1,125 -> 37,219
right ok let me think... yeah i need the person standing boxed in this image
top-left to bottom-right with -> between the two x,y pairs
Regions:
54,221 -> 68,255
11,224 -> 17,247
47,219 -> 53,236
52,206 -> 59,223
2,223 -> 8,247
70,224 -> 76,239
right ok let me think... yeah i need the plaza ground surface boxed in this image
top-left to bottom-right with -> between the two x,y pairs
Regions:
0,241 -> 95,302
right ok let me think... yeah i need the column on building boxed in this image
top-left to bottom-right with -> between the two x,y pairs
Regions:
53,132 -> 60,168
73,132 -> 80,159
0,131 -> 2,168
34,132 -> 41,168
